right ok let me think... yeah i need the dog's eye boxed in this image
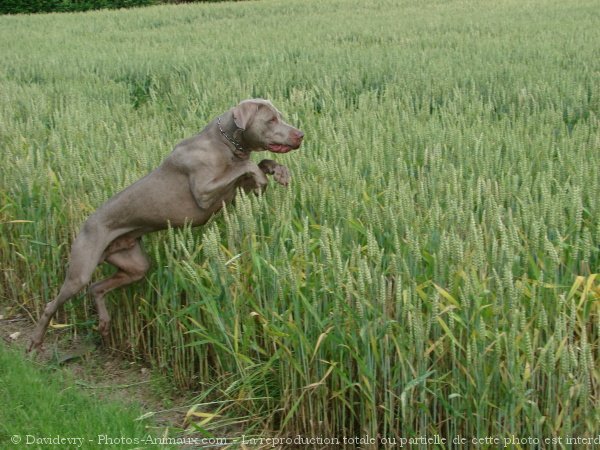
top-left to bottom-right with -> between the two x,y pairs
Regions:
269,116 -> 278,123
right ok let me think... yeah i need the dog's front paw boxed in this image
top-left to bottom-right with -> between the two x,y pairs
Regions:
272,164 -> 290,187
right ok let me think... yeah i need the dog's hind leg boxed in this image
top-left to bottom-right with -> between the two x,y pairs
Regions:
28,220 -> 112,352
89,238 -> 150,341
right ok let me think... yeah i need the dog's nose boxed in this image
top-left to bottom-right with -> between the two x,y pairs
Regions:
289,130 -> 304,149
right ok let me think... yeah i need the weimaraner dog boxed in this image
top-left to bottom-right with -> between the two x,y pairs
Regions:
29,99 -> 304,352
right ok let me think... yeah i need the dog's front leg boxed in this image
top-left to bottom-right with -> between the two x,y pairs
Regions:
258,159 -> 290,187
189,164 -> 267,209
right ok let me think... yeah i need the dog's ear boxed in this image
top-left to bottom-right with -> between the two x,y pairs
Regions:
232,101 -> 258,130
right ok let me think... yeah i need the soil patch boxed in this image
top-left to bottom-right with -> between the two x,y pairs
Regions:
0,308 -> 192,436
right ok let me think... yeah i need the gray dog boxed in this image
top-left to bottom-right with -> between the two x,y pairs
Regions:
29,99 -> 304,352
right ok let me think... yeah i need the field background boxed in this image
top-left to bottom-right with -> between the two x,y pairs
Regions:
1,0 -> 599,444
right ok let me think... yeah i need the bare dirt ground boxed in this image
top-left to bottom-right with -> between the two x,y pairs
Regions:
0,307 -> 191,436
0,308 -> 273,449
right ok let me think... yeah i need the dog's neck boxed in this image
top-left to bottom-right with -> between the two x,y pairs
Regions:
217,114 -> 250,159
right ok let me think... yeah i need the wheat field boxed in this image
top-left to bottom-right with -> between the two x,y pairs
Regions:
1,0 -> 599,445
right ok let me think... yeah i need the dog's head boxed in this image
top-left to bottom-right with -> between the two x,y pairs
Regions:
232,99 -> 304,153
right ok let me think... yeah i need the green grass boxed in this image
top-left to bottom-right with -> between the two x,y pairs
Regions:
0,0 -> 599,444
0,343 -> 160,449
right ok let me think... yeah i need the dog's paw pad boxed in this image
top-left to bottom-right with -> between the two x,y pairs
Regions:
273,166 -> 290,186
